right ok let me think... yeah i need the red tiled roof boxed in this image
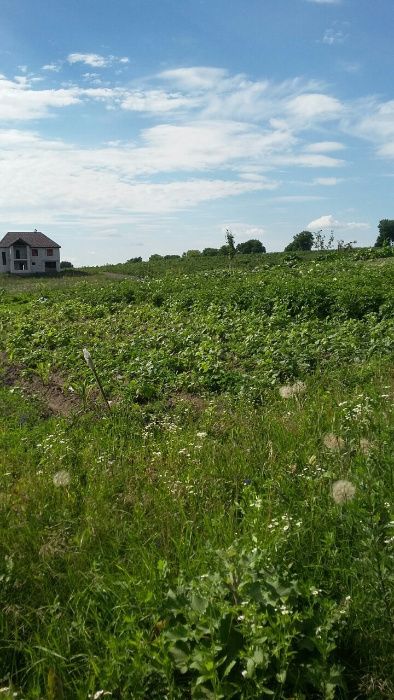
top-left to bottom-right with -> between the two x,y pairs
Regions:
0,232 -> 61,248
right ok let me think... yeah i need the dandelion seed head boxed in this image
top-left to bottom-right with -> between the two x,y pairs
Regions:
332,479 -> 356,504
83,348 -> 94,370
53,470 -> 71,488
359,438 -> 371,455
279,380 -> 306,399
323,433 -> 345,451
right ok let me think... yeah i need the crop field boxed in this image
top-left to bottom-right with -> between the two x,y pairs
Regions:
0,250 -> 393,699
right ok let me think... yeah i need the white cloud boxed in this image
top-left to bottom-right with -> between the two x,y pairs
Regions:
307,214 -> 369,230
131,120 -> 293,174
67,53 -> 130,69
286,93 -> 343,121
0,75 -> 80,120
322,28 -> 348,45
274,153 -> 344,168
350,99 -> 394,159
121,89 -> 195,113
305,141 -> 345,152
0,127 -> 272,221
42,63 -> 61,72
272,195 -> 325,202
159,66 -> 228,89
313,177 -> 342,186
67,53 -> 108,67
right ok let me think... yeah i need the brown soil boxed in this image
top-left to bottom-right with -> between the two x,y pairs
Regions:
1,355 -> 81,416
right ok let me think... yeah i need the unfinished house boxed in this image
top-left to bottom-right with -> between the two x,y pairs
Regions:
0,232 -> 61,274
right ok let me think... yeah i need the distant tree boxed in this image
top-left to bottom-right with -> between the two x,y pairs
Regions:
221,229 -> 236,270
225,229 -> 236,261
375,219 -> 394,247
236,239 -> 266,254
202,247 -> 219,256
182,249 -> 202,258
285,230 -> 314,252
149,254 -> 163,262
313,230 -> 334,251
164,254 -> 181,260
219,244 -> 230,255
60,260 -> 73,269
337,240 -> 357,251
126,257 -> 142,263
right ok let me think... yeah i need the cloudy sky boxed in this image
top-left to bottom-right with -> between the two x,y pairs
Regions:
0,0 -> 393,264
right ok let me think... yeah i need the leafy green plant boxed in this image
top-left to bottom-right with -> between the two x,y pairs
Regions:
161,545 -> 346,699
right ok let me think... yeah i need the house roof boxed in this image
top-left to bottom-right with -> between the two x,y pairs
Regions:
0,232 -> 61,248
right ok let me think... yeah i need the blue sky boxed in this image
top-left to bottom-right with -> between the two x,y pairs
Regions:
0,0 -> 393,264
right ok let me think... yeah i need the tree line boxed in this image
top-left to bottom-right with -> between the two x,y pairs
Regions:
284,219 -> 394,252
124,219 -> 393,263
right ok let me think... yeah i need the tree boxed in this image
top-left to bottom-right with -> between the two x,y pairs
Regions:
126,257 -> 142,263
149,254 -> 163,261
284,231 -> 314,252
236,239 -> 266,254
225,229 -> 236,263
313,230 -> 334,251
219,244 -> 230,255
375,219 -> 394,247
60,260 -> 73,269
182,249 -> 201,258
337,240 -> 356,251
202,247 -> 219,256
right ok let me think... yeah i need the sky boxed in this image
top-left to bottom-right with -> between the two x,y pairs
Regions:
0,0 -> 393,265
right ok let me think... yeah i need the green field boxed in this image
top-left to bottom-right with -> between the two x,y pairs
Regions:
0,250 -> 393,699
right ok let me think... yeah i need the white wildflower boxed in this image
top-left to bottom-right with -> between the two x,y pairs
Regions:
196,431 -> 207,438
332,480 -> 356,504
310,587 -> 321,596
53,470 -> 71,488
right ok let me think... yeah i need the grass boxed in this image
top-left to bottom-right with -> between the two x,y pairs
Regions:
0,252 -> 393,698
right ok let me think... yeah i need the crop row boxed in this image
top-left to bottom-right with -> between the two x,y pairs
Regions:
1,259 -> 393,402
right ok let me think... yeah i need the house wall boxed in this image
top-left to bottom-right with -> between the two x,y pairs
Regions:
27,246 -> 61,274
0,247 -> 9,272
0,246 -> 61,274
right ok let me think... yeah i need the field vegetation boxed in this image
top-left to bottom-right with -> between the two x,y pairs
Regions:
0,248 -> 393,698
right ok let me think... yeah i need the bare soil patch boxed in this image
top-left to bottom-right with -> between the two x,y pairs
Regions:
1,355 -> 81,416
